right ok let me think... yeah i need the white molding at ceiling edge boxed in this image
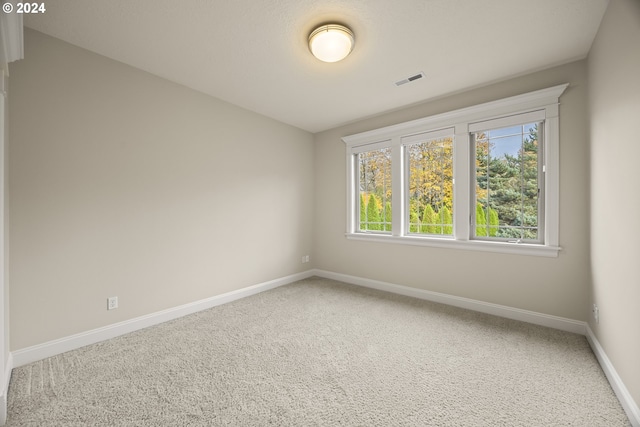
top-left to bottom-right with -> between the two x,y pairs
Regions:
0,353 -> 12,426
11,271 -> 315,368
311,269 -> 586,335
586,325 -> 640,427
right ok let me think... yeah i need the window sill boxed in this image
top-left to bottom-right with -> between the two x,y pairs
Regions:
345,233 -> 560,257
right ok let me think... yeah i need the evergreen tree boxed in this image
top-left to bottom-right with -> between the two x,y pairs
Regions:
366,194 -> 381,231
359,193 -> 367,230
384,202 -> 392,232
476,203 -> 487,236
440,206 -> 453,235
421,205 -> 436,234
409,206 -> 420,233
488,208 -> 499,237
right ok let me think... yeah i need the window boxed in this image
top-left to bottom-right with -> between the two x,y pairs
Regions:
343,85 -> 567,257
357,146 -> 392,232
471,112 -> 545,243
404,129 -> 454,236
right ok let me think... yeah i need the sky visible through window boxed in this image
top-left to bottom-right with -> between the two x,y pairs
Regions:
485,124 -> 537,159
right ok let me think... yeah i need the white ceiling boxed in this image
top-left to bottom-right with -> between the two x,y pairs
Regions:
24,0 -> 609,133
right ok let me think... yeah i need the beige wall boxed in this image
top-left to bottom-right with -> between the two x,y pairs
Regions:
314,60 -> 591,321
8,29 -> 314,350
588,0 -> 640,409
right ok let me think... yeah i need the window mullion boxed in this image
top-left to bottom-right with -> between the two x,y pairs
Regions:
454,124 -> 470,241
346,151 -> 357,234
544,113 -> 559,247
537,123 -> 545,244
391,137 -> 403,236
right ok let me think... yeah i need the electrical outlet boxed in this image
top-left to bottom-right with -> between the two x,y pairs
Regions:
593,303 -> 599,323
301,255 -> 310,263
108,296 -> 118,310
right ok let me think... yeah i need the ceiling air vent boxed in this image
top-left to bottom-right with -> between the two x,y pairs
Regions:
395,72 -> 425,87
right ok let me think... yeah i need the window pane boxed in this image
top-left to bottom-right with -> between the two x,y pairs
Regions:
474,122 -> 542,241
407,137 -> 453,236
358,148 -> 392,232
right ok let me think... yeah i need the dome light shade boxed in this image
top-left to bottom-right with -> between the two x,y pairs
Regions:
308,24 -> 355,63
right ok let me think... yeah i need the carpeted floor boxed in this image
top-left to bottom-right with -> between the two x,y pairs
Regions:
6,277 -> 631,426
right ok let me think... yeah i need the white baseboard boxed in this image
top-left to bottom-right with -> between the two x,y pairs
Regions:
12,271 -> 314,368
586,325 -> 640,427
311,269 -> 587,334
0,353 -> 13,426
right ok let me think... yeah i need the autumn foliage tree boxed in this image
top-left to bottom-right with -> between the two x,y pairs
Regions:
406,137 -> 455,235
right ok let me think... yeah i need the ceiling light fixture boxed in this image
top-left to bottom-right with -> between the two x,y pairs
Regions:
308,24 -> 355,63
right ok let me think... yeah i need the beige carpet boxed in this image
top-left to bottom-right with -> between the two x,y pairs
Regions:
6,277 -> 630,426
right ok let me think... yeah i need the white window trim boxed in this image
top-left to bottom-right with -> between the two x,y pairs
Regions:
343,84 -> 568,258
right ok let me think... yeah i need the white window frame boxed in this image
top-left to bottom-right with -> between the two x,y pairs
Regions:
343,84 -> 568,257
